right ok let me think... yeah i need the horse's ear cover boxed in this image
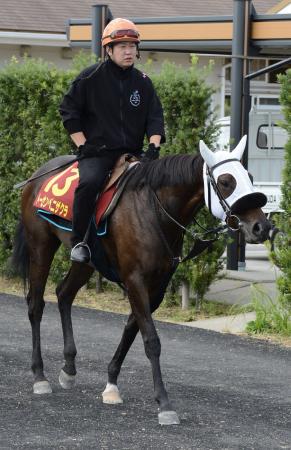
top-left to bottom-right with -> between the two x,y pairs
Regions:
199,135 -> 247,167
199,140 -> 216,168
231,135 -> 247,161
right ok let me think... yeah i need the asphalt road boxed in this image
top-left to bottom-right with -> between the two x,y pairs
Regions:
0,293 -> 290,450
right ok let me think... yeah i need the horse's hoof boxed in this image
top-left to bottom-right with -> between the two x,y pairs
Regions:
33,380 -> 52,395
158,410 -> 180,425
102,383 -> 123,404
59,369 -> 76,389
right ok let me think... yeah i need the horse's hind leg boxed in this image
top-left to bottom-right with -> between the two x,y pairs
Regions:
56,263 -> 94,389
27,237 -> 60,394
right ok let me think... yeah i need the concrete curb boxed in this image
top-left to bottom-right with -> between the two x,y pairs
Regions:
181,312 -> 256,334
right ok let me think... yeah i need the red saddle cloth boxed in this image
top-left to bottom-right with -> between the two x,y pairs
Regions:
33,161 -> 121,226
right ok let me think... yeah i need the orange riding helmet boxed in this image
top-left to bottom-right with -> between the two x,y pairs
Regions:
102,18 -> 140,47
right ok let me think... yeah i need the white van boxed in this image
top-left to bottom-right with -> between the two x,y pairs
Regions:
216,98 -> 288,214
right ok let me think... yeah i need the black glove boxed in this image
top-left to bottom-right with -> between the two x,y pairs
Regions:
75,143 -> 106,159
143,143 -> 160,162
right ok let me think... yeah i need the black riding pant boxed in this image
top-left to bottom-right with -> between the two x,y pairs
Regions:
72,149 -> 128,246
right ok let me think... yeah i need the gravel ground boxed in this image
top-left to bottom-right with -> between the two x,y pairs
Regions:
0,293 -> 290,450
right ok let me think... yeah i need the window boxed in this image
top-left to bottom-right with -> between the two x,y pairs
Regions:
224,96 -> 231,116
257,124 -> 288,150
268,60 -> 291,84
249,59 -> 266,82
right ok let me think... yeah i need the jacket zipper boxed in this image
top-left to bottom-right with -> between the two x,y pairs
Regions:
119,80 -> 126,148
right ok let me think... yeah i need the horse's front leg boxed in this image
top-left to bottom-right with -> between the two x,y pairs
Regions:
56,263 -> 94,389
102,313 -> 138,404
126,272 -> 180,425
104,270 -> 175,406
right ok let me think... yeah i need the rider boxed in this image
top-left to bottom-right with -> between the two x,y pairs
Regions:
59,18 -> 165,264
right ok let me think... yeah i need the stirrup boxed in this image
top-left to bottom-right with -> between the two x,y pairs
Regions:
70,242 -> 91,263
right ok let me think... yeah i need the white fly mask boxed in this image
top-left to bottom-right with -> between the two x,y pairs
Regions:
199,135 -> 267,222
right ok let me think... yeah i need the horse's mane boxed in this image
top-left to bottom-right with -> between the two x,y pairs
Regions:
126,153 -> 203,190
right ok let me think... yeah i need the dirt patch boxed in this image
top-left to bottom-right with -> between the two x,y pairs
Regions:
1,275 -> 290,347
0,275 -> 233,321
0,275 -> 130,315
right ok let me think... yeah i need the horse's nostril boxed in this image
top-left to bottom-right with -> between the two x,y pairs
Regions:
252,220 -> 271,239
253,222 -> 262,235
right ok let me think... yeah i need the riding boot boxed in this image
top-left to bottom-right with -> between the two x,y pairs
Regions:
70,186 -> 102,263
70,192 -> 97,264
70,214 -> 94,263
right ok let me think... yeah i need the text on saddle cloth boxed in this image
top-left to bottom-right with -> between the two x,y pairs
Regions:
33,155 -> 139,226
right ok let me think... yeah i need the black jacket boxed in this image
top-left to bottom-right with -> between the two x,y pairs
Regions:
59,59 -> 165,153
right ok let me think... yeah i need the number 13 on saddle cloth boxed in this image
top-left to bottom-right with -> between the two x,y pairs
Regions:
33,154 -> 140,227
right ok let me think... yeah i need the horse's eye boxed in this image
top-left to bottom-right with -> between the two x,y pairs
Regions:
219,179 -> 229,188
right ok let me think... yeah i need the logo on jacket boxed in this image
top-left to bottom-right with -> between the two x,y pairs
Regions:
130,90 -> 140,107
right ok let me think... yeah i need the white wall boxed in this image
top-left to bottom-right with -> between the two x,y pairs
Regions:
0,43 -> 81,69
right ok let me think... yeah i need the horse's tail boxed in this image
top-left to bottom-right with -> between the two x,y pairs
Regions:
11,219 -> 30,296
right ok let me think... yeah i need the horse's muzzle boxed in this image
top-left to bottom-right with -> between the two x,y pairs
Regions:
250,216 -> 272,242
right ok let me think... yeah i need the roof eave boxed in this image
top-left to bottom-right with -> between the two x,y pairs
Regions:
0,31 -> 68,47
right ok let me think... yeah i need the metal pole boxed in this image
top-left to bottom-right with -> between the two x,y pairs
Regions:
238,0 -> 252,270
91,4 -> 110,60
227,0 -> 250,270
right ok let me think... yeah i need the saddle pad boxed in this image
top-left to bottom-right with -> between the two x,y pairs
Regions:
33,161 -> 118,226
36,211 -> 121,284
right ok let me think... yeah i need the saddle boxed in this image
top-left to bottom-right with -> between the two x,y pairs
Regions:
34,153 -> 140,227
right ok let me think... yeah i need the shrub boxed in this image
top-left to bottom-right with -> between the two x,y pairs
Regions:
248,70 -> 291,335
0,56 -> 77,277
276,70 -> 291,308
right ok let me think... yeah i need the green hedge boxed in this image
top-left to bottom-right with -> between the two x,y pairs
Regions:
0,54 -> 223,299
248,70 -> 291,336
0,57 -> 75,278
276,70 -> 291,306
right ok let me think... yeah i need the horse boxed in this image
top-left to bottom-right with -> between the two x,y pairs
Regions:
12,136 -> 271,425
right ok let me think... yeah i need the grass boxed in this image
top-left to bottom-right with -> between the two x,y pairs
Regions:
246,284 -> 291,336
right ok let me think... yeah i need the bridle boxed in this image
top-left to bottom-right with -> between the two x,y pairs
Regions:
151,157 -> 243,266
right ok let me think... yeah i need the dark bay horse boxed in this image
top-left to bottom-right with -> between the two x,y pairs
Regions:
12,137 -> 271,425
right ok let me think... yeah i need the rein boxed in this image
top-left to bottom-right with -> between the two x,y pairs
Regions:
151,189 -> 228,267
